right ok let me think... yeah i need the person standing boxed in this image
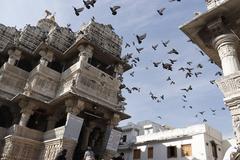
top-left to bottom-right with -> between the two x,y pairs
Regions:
84,147 -> 95,160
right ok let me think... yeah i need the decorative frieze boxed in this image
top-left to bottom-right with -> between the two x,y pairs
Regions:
216,71 -> 240,98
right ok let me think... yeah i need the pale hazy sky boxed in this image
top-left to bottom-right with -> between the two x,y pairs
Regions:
0,0 -> 233,138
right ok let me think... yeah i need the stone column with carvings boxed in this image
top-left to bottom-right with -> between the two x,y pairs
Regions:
65,99 -> 86,116
77,44 -> 94,64
80,121 -> 96,150
18,100 -> 37,127
208,19 -> 240,147
39,50 -> 54,66
7,49 -> 21,65
212,33 -> 240,76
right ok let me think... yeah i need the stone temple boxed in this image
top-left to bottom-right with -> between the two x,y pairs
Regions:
0,11 -> 131,160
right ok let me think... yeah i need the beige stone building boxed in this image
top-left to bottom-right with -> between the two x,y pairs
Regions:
181,0 -> 240,157
0,11 -> 130,160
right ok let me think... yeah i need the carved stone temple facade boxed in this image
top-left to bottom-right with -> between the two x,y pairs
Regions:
181,0 -> 240,157
0,12 -> 130,160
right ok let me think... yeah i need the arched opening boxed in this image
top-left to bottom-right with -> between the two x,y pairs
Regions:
0,106 -> 13,128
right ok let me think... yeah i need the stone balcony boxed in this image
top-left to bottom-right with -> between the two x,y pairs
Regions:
0,60 -> 121,109
57,61 -> 121,109
7,124 -> 43,141
216,71 -> 240,98
0,63 -> 29,99
24,64 -> 61,102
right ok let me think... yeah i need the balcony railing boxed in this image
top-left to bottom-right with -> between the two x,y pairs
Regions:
7,125 -> 43,141
57,61 -> 121,109
0,63 -> 29,99
25,64 -> 61,101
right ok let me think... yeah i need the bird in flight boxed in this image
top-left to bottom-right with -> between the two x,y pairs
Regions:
73,6 -> 84,16
136,33 -> 147,44
157,8 -> 166,16
110,6 -> 121,15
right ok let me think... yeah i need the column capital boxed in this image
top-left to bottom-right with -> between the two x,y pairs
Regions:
109,113 -> 121,127
114,64 -> 124,74
212,33 -> 239,51
65,99 -> 85,115
39,50 -> 54,66
77,44 -> 94,58
7,49 -> 22,65
18,99 -> 37,115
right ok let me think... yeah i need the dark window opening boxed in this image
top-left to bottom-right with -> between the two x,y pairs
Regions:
47,61 -> 64,73
133,149 -> 141,159
16,58 -> 33,72
211,141 -> 218,159
148,147 -> 153,159
0,55 -> 8,67
89,57 -> 115,77
27,109 -> 48,132
55,116 -> 67,128
167,146 -> 177,158
63,55 -> 78,72
0,106 -> 13,128
122,135 -> 127,142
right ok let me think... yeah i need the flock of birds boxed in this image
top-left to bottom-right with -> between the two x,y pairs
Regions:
71,0 -> 227,124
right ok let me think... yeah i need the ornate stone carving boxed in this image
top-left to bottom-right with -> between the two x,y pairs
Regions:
39,50 -> 54,66
212,32 -> 240,75
77,44 -> 94,62
7,49 -> 21,65
65,99 -> 85,115
216,71 -> 240,97
233,116 -> 240,145
18,100 -> 38,127
205,0 -> 226,10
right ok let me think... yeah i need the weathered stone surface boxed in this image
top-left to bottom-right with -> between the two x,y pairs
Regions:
0,11 -> 130,160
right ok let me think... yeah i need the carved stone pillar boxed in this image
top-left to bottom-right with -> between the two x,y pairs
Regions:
18,100 -> 37,127
65,99 -> 86,116
81,122 -> 96,150
7,49 -> 21,65
212,34 -> 240,76
39,50 -> 54,66
77,44 -> 94,63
